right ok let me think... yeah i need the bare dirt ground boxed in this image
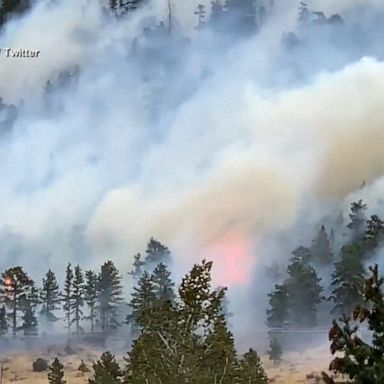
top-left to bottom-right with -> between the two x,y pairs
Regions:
0,344 -> 341,383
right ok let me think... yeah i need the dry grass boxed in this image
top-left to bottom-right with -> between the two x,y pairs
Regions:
0,345 -> 338,383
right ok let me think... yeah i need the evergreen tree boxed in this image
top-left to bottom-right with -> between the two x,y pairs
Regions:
238,348 -> 268,384
291,246 -> 311,264
330,244 -> 365,316
210,0 -> 224,28
0,0 -> 30,26
128,253 -> 146,280
364,214 -> 384,250
266,284 -> 289,328
88,351 -> 123,384
225,0 -> 257,34
285,255 -> 323,327
97,261 -> 123,333
151,263 -> 176,302
78,360 -> 90,376
48,357 -> 66,384
71,265 -> 84,333
84,270 -> 98,332
195,4 -> 206,28
126,259 -> 269,384
145,238 -> 171,266
127,271 -> 157,336
323,265 -> 384,384
62,263 -> 74,332
202,315 -> 239,383
347,200 -> 367,241
0,305 -> 7,336
39,269 -> 60,328
0,267 -> 35,337
22,299 -> 38,336
310,225 -> 334,266
268,335 -> 282,366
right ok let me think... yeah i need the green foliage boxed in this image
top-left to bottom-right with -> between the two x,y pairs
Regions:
39,269 -> 60,326
62,263 -> 74,332
71,265 -> 85,333
0,266 -> 35,336
364,214 -> 384,249
268,335 -> 283,366
48,357 -> 66,384
88,351 -> 123,384
310,225 -> 334,266
97,261 -> 123,332
347,200 -> 367,240
84,270 -> 98,332
151,262 -> 176,302
0,305 -> 8,335
22,299 -> 38,336
78,360 -> 90,375
145,238 -> 171,266
126,260 -> 267,384
323,264 -> 384,384
238,348 -> 268,384
330,244 -> 365,316
267,284 -> 289,328
285,255 -> 324,327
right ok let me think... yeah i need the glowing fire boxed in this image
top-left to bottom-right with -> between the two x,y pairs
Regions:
204,229 -> 254,287
4,277 -> 12,288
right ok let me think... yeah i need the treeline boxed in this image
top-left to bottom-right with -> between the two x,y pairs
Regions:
45,257 -> 268,384
0,238 -> 172,337
266,199 -> 384,358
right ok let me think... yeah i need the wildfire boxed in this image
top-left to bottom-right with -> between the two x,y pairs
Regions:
205,229 -> 255,287
4,277 -> 12,288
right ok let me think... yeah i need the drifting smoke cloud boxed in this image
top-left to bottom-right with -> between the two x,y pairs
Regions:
0,0 -> 384,342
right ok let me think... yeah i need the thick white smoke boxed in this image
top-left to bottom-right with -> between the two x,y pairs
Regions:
0,0 -> 383,343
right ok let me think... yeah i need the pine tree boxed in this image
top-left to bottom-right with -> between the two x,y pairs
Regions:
0,267 -> 35,337
268,335 -> 282,366
128,253 -> 146,280
151,263 -> 176,302
364,214 -> 384,250
145,238 -> 171,267
40,269 -> 60,328
347,200 -> 367,241
210,0 -> 224,28
22,299 -> 38,336
71,265 -> 84,333
127,271 -> 156,333
97,261 -> 123,333
48,357 -> 66,384
126,259 -> 269,384
88,351 -> 123,384
0,0 -> 30,25
84,270 -> 98,332
238,348 -> 268,383
330,244 -> 365,316
285,255 -> 324,327
202,315 -> 239,383
195,4 -> 206,28
0,305 -> 7,336
266,284 -> 289,328
323,265 -> 384,384
78,360 -> 90,376
310,225 -> 334,266
62,263 -> 73,332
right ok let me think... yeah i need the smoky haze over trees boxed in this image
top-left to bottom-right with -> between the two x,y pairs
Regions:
0,2 -> 384,379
